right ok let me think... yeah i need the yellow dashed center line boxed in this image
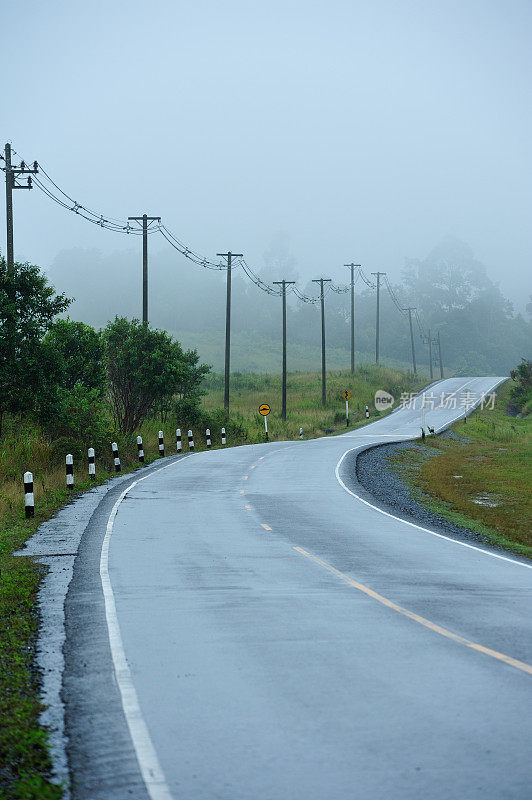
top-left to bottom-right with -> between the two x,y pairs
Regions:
250,465 -> 256,469
294,546 -> 532,677
239,489 -> 245,495
245,505 -> 252,511
261,524 -> 272,531
243,476 -> 248,480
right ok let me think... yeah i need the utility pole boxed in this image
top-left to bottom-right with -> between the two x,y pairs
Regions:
344,263 -> 361,374
406,308 -> 417,374
437,331 -> 444,379
371,272 -> 386,364
428,329 -> 433,380
273,279 -> 295,420
127,214 -> 161,324
312,278 -> 332,407
217,251 -> 243,413
2,144 -> 38,275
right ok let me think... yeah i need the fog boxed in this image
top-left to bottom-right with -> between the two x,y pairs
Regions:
2,0 -> 531,315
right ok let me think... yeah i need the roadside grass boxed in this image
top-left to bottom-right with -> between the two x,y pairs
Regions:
388,381 -> 532,557
0,363 -> 421,797
202,365 -> 423,442
0,417 -> 223,799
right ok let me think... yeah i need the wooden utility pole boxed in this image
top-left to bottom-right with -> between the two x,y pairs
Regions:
428,329 -> 433,380
273,279 -> 295,421
344,263 -> 361,374
217,251 -> 243,412
406,308 -> 417,374
371,272 -> 386,364
128,213 -> 161,324
312,278 -> 332,407
437,331 -> 444,379
2,143 -> 38,275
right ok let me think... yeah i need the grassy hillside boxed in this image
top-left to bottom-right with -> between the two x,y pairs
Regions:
172,329 -> 436,377
388,381 -> 532,556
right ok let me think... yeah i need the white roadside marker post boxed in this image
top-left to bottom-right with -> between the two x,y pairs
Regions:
188,430 -> 194,451
88,447 -> 95,480
264,415 -> 268,442
158,430 -> 164,457
112,442 -> 121,472
221,427 -> 226,445
206,429 -> 211,448
24,471 -> 34,518
176,428 -> 182,453
365,404 -> 370,419
66,454 -> 74,489
137,436 -> 144,462
345,399 -> 349,427
299,427 -> 303,439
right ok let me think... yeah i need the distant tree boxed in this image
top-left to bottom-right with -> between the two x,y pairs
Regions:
0,257 -> 70,436
104,317 -> 210,434
509,358 -> 532,414
44,318 -> 106,395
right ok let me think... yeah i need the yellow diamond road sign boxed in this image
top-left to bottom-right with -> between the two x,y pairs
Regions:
341,390 -> 352,401
259,403 -> 271,416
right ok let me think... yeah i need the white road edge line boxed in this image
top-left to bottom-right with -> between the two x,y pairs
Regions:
101,457 -> 192,800
335,449 -> 531,570
335,376 -> 531,570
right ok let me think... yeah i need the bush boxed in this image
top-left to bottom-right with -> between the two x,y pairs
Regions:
510,359 -> 532,415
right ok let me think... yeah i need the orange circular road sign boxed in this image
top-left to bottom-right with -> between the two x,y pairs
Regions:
259,404 -> 271,416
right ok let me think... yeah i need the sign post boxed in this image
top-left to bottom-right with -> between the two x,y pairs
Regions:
259,403 -> 271,441
341,390 -> 352,427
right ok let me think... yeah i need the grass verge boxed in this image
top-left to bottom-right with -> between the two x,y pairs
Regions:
388,381 -> 532,557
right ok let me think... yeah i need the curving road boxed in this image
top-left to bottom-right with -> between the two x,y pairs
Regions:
64,376 -> 532,799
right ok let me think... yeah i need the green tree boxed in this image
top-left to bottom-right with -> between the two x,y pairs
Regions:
509,358 -> 532,414
104,317 -> 210,433
0,257 -> 70,435
44,318 -> 106,395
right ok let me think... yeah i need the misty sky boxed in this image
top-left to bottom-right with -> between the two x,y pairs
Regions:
2,0 -> 531,309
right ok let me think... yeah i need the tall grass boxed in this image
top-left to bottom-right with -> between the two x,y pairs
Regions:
202,365 -> 423,442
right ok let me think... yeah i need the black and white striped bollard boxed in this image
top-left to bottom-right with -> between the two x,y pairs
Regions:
88,448 -> 95,479
112,442 -> 121,472
299,427 -> 303,439
221,427 -> 226,446
188,430 -> 194,451
176,428 -> 182,453
206,429 -> 211,448
158,430 -> 164,457
66,454 -> 74,489
365,405 -> 370,419
137,436 -> 144,462
24,471 -> 34,518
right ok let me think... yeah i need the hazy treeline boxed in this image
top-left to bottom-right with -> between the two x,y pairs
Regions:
47,236 -> 531,375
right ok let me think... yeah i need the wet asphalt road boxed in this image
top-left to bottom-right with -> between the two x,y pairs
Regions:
65,377 -> 532,799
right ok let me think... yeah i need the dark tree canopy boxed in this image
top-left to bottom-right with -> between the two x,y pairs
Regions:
44,318 -> 106,395
0,257 -> 70,432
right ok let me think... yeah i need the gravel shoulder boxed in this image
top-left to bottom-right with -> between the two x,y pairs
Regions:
354,436 -> 499,550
